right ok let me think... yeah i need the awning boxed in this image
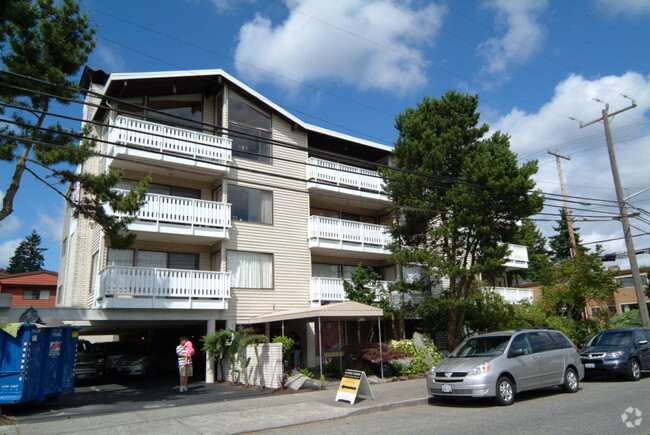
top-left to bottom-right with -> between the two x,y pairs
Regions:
243,301 -> 383,324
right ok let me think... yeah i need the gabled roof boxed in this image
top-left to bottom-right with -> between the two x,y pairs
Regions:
243,301 -> 383,324
87,67 -> 393,153
0,270 -> 58,286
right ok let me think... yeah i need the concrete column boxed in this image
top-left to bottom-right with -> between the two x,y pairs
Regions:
306,321 -> 316,368
205,319 -> 216,383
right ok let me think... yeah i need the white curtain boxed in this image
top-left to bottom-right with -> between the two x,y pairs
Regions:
107,248 -> 134,267
228,251 -> 272,288
260,190 -> 272,224
137,250 -> 167,268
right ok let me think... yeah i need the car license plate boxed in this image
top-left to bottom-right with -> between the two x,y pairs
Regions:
585,363 -> 595,369
441,384 -> 452,393
78,374 -> 86,379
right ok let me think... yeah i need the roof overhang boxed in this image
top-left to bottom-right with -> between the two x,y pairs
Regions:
242,301 -> 383,324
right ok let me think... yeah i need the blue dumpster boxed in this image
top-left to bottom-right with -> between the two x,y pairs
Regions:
0,324 -> 80,404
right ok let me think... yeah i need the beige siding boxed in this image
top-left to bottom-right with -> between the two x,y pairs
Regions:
223,110 -> 311,323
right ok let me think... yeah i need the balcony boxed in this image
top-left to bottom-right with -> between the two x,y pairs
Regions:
106,115 -> 232,173
309,277 -> 391,304
107,190 -> 231,240
96,266 -> 230,309
306,157 -> 389,204
491,287 -> 534,304
308,216 -> 391,257
503,244 -> 529,270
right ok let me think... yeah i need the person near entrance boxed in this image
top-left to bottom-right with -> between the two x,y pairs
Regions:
176,336 -> 193,392
290,332 -> 301,371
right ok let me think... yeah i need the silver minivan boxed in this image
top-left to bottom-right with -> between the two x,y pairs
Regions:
426,328 -> 585,405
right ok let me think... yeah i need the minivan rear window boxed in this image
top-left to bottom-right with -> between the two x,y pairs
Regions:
528,332 -> 556,353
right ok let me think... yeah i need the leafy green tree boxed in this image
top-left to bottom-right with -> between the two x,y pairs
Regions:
508,220 -> 550,283
7,229 -> 46,273
0,0 -> 150,248
610,309 -> 643,329
548,209 -> 587,261
382,91 -> 544,349
539,249 -> 618,320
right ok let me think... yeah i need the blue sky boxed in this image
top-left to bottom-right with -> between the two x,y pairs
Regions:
1,0 -> 649,272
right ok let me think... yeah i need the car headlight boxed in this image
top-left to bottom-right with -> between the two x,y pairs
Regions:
429,365 -> 436,374
605,350 -> 625,358
468,362 -> 492,375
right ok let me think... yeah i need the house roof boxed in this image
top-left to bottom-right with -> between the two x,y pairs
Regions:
242,301 -> 383,324
0,270 -> 58,286
83,67 -> 393,153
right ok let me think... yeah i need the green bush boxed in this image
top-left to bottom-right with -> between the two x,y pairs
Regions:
391,360 -> 408,376
272,335 -> 294,363
388,339 -> 416,355
299,368 -> 315,378
610,309 -> 643,329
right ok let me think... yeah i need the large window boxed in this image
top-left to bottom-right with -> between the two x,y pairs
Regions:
229,185 -> 272,224
23,289 -> 50,300
228,95 -> 271,163
116,180 -> 201,199
616,275 -> 648,288
227,251 -> 273,289
107,249 -> 199,270
148,94 -> 203,130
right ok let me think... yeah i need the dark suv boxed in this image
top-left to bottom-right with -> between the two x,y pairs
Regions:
580,328 -> 650,381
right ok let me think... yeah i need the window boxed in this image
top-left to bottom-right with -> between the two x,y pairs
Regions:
509,334 -> 532,356
590,306 -> 602,315
107,248 -> 198,270
23,289 -> 50,300
548,331 -> 573,349
528,332 -> 556,353
229,185 -> 272,224
616,275 -> 648,288
116,180 -> 201,199
227,251 -> 273,289
312,263 -> 341,278
228,95 -> 271,163
148,94 -> 203,130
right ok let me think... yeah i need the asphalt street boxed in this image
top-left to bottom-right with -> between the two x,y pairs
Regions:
264,375 -> 650,435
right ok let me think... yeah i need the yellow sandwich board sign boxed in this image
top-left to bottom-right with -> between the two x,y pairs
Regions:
335,369 -> 375,404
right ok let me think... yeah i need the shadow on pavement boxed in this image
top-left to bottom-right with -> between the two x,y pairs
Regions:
5,375 -> 270,423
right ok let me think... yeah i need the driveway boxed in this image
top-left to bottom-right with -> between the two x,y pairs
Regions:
6,376 -> 270,423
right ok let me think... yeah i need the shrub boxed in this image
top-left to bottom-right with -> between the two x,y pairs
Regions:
361,343 -> 405,363
300,368 -> 315,378
272,335 -> 294,363
610,309 -> 643,329
388,339 -> 416,355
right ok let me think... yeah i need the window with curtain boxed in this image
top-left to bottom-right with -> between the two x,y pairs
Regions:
311,263 -> 341,278
227,251 -> 273,289
228,95 -> 271,163
229,185 -> 272,224
107,248 -> 134,267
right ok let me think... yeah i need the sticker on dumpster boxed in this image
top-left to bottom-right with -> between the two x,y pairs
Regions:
49,341 -> 62,357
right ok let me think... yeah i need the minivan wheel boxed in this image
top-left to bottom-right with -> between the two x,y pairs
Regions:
627,358 -> 641,381
495,376 -> 515,406
561,368 -> 579,393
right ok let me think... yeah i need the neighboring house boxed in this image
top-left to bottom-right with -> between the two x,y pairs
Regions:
586,266 -> 650,318
0,271 -> 58,307
56,67 -> 530,378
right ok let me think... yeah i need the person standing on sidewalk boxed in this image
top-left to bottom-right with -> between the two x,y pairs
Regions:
176,336 -> 193,392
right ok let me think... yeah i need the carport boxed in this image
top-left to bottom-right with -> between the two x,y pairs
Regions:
243,301 -> 385,378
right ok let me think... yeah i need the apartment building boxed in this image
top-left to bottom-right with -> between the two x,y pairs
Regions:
57,67 -> 531,376
586,266 -> 650,318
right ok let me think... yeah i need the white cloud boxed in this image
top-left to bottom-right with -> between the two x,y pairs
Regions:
0,215 -> 21,238
490,72 -> 650,264
35,208 -> 64,242
233,0 -> 446,94
208,0 -> 256,13
0,239 -> 21,269
594,0 -> 650,18
93,43 -> 127,73
477,0 -> 548,77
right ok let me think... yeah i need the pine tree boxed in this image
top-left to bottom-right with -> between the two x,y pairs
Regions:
382,91 -> 544,349
0,0 -> 150,248
7,230 -> 46,274
548,209 -> 587,261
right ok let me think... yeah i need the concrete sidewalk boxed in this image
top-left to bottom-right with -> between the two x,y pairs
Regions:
7,378 -> 429,434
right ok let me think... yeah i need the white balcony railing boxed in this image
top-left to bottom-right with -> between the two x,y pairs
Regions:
107,190 -> 231,238
308,216 -> 391,254
491,287 -> 534,304
107,115 -> 232,165
306,157 -> 387,197
97,266 -> 230,309
503,243 -> 529,270
309,277 -> 391,303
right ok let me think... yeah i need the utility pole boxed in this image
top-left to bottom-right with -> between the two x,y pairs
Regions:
548,150 -> 578,258
581,101 -> 650,328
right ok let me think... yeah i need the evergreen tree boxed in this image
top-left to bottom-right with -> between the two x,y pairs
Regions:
0,0 -> 150,248
548,209 -> 586,261
7,230 -> 46,273
382,91 -> 544,349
